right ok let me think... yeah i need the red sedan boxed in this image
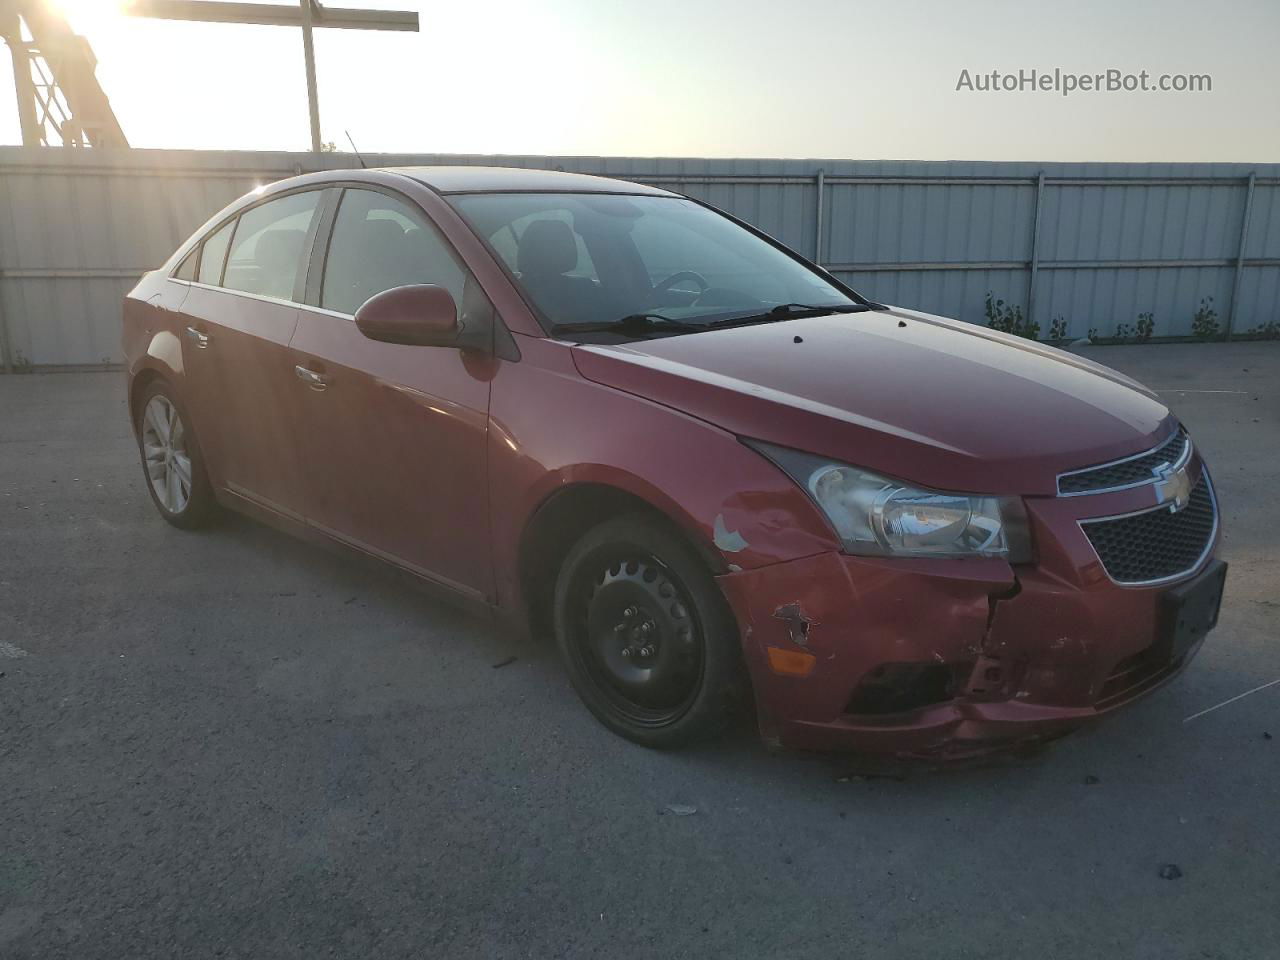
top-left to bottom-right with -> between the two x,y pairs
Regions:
123,167 -> 1225,758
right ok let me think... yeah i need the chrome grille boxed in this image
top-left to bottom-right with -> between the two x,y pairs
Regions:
1079,474 -> 1217,585
1058,427 -> 1189,496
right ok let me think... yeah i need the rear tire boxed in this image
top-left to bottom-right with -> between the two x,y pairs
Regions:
553,513 -> 746,748
135,380 -> 216,529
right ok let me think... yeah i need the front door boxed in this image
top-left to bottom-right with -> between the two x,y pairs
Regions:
288,187 -> 495,599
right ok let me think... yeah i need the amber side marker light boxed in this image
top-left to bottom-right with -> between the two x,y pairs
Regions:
767,646 -> 817,677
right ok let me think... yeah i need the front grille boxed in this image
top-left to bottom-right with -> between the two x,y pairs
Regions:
1080,475 -> 1217,584
1058,427 -> 1189,495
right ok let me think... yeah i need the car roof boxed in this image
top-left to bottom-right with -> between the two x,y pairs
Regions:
389,165 -> 677,197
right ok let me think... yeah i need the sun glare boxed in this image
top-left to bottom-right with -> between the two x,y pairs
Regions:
47,0 -> 127,31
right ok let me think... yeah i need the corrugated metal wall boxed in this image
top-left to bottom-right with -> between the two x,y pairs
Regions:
2,147 -> 1278,369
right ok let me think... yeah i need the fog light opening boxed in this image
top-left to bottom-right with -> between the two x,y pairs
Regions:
844,662 -> 968,716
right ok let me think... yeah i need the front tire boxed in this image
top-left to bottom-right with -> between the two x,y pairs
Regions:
553,514 -> 746,748
135,380 -> 216,529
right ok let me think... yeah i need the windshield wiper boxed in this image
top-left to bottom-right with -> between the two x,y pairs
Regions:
553,303 -> 871,338
705,303 -> 870,329
553,313 -> 704,336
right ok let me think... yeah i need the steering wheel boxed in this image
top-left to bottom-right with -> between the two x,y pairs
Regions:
654,271 -> 709,294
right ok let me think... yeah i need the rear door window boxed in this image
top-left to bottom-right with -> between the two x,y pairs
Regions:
223,192 -> 322,301
197,219 -> 234,285
320,188 -> 465,315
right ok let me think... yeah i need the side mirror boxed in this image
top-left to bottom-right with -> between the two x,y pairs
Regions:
354,284 -> 463,348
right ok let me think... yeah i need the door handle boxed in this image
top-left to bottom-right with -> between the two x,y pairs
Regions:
185,326 -> 210,349
294,364 -> 330,392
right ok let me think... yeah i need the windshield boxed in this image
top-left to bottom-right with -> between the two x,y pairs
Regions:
448,192 -> 861,336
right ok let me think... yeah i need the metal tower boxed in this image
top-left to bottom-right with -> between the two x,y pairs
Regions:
2,1 -> 419,151
1,0 -> 129,147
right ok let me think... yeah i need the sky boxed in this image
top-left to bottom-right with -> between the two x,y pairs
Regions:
1,0 -> 1277,161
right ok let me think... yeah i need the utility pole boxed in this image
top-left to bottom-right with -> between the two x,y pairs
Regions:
300,0 -> 321,152
125,0 -> 419,152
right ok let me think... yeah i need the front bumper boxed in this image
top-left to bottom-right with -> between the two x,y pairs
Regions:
717,466 -> 1223,758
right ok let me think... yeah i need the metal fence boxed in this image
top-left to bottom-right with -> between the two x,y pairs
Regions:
2,146 -> 1279,370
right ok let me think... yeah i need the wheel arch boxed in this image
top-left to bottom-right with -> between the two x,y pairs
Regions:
128,366 -> 169,431
517,481 -> 728,637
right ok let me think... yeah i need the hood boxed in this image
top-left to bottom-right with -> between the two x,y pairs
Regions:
570,306 -> 1174,496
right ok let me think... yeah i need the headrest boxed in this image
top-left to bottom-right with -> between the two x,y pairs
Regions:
517,219 -> 578,277
354,218 -> 406,249
255,229 -> 306,273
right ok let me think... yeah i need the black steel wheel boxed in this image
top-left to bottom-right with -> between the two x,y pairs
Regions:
554,513 -> 746,748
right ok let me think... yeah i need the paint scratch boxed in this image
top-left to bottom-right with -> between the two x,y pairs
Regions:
713,514 -> 748,553
772,602 -> 815,647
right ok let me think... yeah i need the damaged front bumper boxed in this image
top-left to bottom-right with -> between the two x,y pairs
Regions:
717,545 -> 1217,759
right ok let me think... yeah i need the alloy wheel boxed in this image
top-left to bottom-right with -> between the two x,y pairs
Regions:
140,394 -> 193,514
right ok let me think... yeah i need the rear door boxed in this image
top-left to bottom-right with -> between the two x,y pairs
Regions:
177,189 -> 325,519
288,186 -> 495,599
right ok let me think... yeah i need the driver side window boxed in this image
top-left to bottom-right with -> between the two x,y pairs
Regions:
321,188 -> 466,316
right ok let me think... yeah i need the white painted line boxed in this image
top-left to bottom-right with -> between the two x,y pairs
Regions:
0,641 -> 29,659
1183,677 -> 1280,723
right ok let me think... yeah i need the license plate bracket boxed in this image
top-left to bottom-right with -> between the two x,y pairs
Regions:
1160,559 -> 1227,662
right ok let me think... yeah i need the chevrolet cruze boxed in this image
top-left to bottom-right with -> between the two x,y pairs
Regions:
123,167 -> 1226,758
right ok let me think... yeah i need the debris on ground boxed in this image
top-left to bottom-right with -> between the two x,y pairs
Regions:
1084,774 -> 1101,785
836,772 -> 909,783
1158,864 -> 1183,880
663,804 -> 697,817
491,656 -> 517,669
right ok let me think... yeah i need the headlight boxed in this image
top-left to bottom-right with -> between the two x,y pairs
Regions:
748,440 -> 1032,561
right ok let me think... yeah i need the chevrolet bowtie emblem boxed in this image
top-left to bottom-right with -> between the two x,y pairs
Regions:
1153,461 -> 1192,512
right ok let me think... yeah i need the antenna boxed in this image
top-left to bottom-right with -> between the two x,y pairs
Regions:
345,130 -> 368,169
